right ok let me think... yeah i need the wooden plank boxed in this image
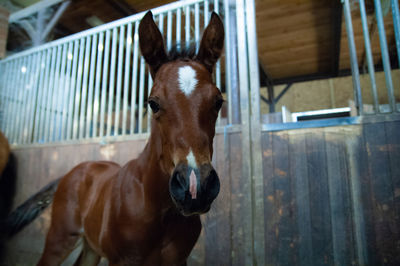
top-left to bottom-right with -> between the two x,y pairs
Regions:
384,121 -> 400,213
305,130 -> 333,265
384,121 -> 400,264
204,137 -> 219,265
214,133 -> 232,265
230,132 -> 248,266
344,125 -> 374,265
363,122 -> 400,265
271,131 -> 295,265
288,130 -> 313,266
262,131 -> 278,265
325,128 -> 355,265
0,6 -> 8,58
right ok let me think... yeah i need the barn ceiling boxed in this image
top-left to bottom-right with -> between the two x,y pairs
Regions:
3,0 -> 399,85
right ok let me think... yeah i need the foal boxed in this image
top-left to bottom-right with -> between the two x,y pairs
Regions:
37,11 -> 224,266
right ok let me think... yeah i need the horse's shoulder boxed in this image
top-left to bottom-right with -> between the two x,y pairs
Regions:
71,161 -> 120,172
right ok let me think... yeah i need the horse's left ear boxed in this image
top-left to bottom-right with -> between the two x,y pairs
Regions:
139,11 -> 168,78
196,12 -> 224,73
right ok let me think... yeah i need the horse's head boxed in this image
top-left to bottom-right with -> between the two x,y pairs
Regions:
139,11 -> 224,216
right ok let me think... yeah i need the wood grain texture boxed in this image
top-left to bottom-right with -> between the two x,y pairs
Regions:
363,122 -> 400,265
288,131 -> 313,266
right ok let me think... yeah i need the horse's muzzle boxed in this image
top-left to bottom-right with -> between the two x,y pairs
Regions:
169,163 -> 220,216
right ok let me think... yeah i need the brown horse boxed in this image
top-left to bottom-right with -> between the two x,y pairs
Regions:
0,132 -> 10,178
37,11 -> 224,266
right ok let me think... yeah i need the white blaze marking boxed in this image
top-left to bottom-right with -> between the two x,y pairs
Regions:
178,66 -> 197,96
189,170 -> 197,199
187,150 -> 198,199
186,150 -> 197,168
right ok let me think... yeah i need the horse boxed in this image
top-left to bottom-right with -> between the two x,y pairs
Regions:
34,11 -> 224,265
0,132 -> 10,178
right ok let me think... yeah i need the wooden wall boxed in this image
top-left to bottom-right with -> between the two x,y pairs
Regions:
1,116 -> 400,265
0,7 -> 9,59
261,118 -> 400,265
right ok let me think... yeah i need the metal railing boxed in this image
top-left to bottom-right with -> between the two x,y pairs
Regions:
0,0 -> 241,145
343,0 -> 400,115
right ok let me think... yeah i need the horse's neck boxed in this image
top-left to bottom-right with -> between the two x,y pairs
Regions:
133,125 -> 173,210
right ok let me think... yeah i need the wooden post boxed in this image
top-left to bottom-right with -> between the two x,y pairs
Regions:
0,7 -> 9,59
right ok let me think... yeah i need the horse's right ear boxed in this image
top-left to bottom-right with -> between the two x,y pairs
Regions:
139,11 -> 168,78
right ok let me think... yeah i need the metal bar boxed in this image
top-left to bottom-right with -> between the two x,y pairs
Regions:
167,10 -> 172,50
8,59 -> 22,141
100,30 -> 111,138
20,53 -> 34,143
195,3 -> 200,50
53,43 -> 68,141
0,63 -> 5,130
72,38 -> 86,140
66,40 -> 79,140
2,61 -> 14,135
28,52 -> 45,143
235,0 -> 253,262
13,56 -> 28,143
14,57 -> 28,143
106,28 -> 118,137
185,5 -> 190,48
14,55 -> 32,144
275,83 -> 293,103
48,45 -> 63,142
92,32 -> 105,138
392,0 -> 400,66
43,46 -> 57,142
342,0 -> 363,115
3,60 -> 15,137
114,25 -> 125,136
130,23 -> 139,134
32,53 -> 46,142
359,0 -> 379,113
223,0 -> 233,124
245,0 -> 265,261
41,1 -> 71,40
23,53 -> 40,143
214,0 -> 219,12
0,62 -> 8,131
374,0 -> 396,112
60,42 -> 74,141
177,8 -> 181,48
215,0 -> 221,125
204,0 -> 209,25
38,48 -> 52,142
159,13 -> 164,35
122,24 -> 132,135
9,0 -> 65,22
78,36 -> 92,139
4,0 -> 205,63
138,57 -> 146,134
86,34 -> 98,138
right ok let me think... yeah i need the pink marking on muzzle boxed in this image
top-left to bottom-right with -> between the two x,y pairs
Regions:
189,169 -> 197,199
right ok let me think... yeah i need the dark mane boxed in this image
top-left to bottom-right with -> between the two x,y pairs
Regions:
167,43 -> 197,61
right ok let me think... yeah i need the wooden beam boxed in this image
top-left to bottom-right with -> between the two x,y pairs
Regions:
107,0 -> 137,16
9,0 -> 64,23
331,0 -> 342,76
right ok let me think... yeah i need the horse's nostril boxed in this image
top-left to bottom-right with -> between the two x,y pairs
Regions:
203,169 -> 220,202
169,171 -> 187,203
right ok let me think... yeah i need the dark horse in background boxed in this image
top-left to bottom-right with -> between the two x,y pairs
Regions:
3,11 -> 224,266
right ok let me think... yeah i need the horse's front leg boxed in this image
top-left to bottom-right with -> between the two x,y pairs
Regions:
159,214 -> 202,266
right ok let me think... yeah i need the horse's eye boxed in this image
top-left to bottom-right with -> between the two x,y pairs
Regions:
148,99 -> 160,113
215,98 -> 224,111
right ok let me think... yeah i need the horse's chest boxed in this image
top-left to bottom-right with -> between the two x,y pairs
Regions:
101,217 -> 164,262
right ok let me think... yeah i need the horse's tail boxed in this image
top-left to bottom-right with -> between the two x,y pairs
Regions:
1,177 -> 61,237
